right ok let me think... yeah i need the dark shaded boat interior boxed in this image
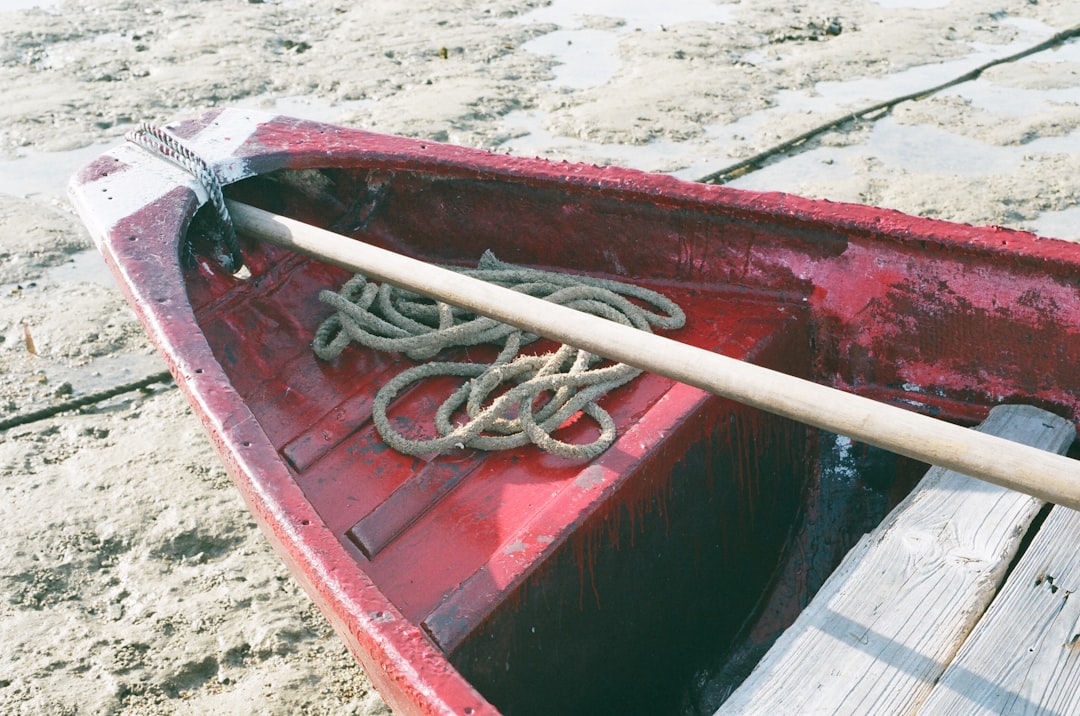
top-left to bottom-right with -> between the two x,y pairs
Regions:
176,164 -> 1079,715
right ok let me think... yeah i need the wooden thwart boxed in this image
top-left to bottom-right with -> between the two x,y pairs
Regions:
919,505 -> 1080,714
717,404 -> 1077,715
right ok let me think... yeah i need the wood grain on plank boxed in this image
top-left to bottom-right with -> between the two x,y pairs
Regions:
918,504 -> 1080,715
717,405 -> 1076,716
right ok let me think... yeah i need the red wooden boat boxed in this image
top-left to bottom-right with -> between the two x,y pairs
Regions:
69,109 -> 1080,715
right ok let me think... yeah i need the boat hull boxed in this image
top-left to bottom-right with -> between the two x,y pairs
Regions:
69,109 -> 1080,715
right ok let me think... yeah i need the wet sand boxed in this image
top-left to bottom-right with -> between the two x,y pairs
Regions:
1,0 -> 1078,713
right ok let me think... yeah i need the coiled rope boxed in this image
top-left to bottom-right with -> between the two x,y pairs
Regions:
314,251 -> 685,459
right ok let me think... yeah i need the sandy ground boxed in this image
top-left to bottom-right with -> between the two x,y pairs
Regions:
1,0 -> 1078,713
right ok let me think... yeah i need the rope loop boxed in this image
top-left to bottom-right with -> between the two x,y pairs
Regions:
125,123 -> 244,272
315,251 -> 685,458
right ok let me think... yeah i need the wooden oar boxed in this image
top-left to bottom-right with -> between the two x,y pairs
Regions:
225,199 -> 1080,510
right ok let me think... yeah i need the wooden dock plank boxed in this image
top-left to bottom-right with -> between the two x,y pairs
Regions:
717,404 -> 1076,716
918,505 -> 1080,715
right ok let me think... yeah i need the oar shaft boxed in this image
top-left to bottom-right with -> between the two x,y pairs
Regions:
226,199 -> 1080,510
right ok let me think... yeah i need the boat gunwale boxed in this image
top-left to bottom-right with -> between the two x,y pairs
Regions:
232,112 -> 1080,276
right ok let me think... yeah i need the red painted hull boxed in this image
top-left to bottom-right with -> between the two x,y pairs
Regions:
70,110 -> 1080,715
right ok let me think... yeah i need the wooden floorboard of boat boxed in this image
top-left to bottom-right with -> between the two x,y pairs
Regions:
716,404 -> 1076,715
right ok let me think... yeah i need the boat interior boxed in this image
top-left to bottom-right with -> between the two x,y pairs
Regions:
175,163 -> 1079,715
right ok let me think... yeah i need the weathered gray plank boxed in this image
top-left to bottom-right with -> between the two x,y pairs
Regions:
717,404 -> 1076,716
918,504 -> 1080,715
